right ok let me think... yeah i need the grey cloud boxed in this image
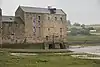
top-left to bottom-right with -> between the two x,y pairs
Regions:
1,0 -> 100,24
0,0 -> 2,7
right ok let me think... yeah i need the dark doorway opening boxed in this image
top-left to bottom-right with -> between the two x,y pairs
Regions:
60,43 -> 64,49
49,44 -> 55,49
49,44 -> 52,49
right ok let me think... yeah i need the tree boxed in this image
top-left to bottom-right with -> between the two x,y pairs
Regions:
88,27 -> 94,30
73,23 -> 80,26
79,28 -> 90,35
81,24 -> 85,29
70,28 -> 78,35
69,27 -> 90,36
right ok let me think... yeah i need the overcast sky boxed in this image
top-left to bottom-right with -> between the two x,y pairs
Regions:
0,0 -> 100,24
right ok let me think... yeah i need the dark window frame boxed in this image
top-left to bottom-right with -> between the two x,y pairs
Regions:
38,16 -> 41,20
46,36 -> 49,40
60,28 -> 62,33
38,20 -> 40,25
48,28 -> 50,31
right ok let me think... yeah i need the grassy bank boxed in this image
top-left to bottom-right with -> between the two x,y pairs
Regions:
68,35 -> 100,41
0,52 -> 100,67
67,35 -> 100,46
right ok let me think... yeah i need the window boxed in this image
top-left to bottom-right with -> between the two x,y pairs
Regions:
60,17 -> 62,21
60,28 -> 62,33
16,40 -> 17,43
39,27 -> 41,37
48,28 -> 50,31
38,16 -> 41,20
33,27 -> 36,36
33,33 -> 36,36
33,27 -> 36,32
48,17 -> 50,20
38,21 -> 40,25
46,36 -> 49,40
55,36 -> 59,38
60,35 -> 62,38
33,20 -> 35,23
55,17 -> 57,21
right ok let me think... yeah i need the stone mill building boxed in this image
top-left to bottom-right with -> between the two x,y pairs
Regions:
0,6 -> 67,49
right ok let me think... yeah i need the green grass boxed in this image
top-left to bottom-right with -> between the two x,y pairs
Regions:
67,35 -> 100,46
67,35 -> 100,41
0,52 -> 100,67
69,44 -> 100,46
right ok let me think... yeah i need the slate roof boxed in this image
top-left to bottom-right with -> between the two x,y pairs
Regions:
2,16 -> 14,22
20,6 -> 66,15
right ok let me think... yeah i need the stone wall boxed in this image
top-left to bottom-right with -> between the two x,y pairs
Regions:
24,12 -> 44,43
42,14 -> 67,41
15,17 -> 25,43
23,12 -> 67,43
0,8 -> 2,44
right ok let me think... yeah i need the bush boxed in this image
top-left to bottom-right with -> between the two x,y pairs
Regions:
69,28 -> 90,36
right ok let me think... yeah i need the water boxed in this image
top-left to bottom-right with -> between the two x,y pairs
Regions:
69,46 -> 100,55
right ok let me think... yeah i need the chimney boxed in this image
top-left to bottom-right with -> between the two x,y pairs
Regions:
48,6 -> 52,10
48,6 -> 56,14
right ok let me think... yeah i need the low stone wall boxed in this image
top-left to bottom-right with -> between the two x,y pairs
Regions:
1,43 -> 44,49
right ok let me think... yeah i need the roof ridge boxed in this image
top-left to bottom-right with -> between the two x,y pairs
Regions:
20,6 -> 48,9
20,6 -> 62,10
19,6 -> 65,15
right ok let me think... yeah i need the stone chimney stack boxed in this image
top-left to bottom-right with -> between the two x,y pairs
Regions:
48,6 -> 52,10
